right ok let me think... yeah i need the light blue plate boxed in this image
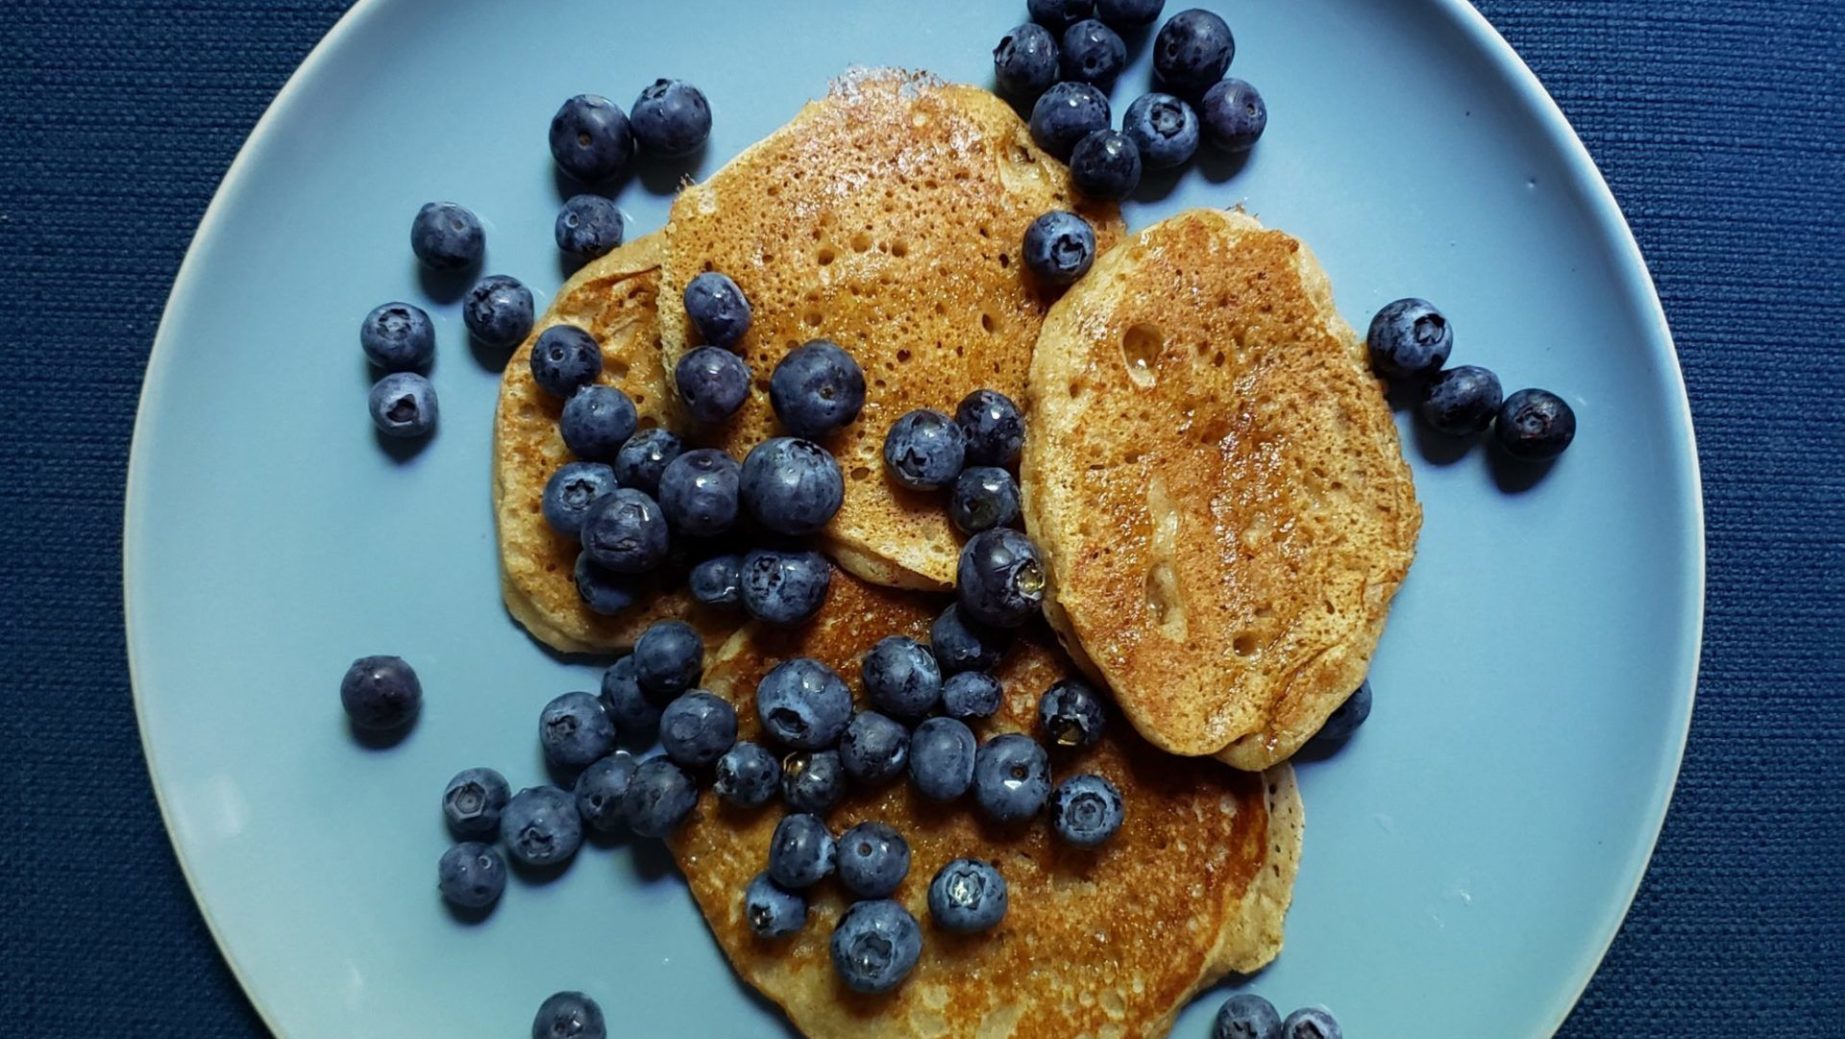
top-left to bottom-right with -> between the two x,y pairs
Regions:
126,1 -> 1702,1035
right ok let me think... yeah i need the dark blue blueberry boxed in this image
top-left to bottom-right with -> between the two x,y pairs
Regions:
1312,679 -> 1372,745
438,842 -> 507,909
463,274 -> 535,350
683,271 -> 752,349
619,756 -> 698,837
837,821 -> 911,899
542,462 -> 618,537
442,767 -> 511,838
829,899 -> 922,994
1421,364 -> 1504,437
500,785 -> 584,866
689,553 -> 744,608
614,427 -> 683,494
560,385 -> 638,462
769,340 -> 866,439
1153,8 -> 1235,96
410,201 -> 483,271
941,671 -> 1003,720
360,302 -> 434,371
1029,81 -> 1111,161
659,690 -> 737,768
955,389 -> 1026,469
741,437 -> 844,536
782,749 -> 847,814
554,194 -> 625,258
883,409 -> 966,491
1028,0 -> 1094,30
1200,78 -> 1267,153
838,710 -> 910,785
862,636 -> 943,719
574,552 -> 638,615
600,655 -> 661,741
1049,773 -> 1124,847
657,448 -> 741,537
339,655 -> 421,732
740,548 -> 832,626
1069,129 -> 1143,201
633,620 -> 704,699
529,325 -> 604,398
532,992 -> 606,1039
1495,388 -> 1577,461
631,79 -> 711,157
973,733 -> 1052,823
1060,19 -> 1126,85
1023,210 -> 1097,286
1123,92 -> 1201,169
927,858 -> 1008,933
580,488 -> 670,574
1280,1007 -> 1343,1039
993,23 -> 1060,100
714,741 -> 782,808
767,812 -> 836,889
539,691 -> 617,772
756,658 -> 853,751
908,717 -> 976,801
674,346 -> 751,423
949,466 -> 1021,534
549,93 -> 634,184
573,751 -> 637,832
1215,994 -> 1283,1039
744,872 -> 808,938
1038,678 -> 1106,748
931,604 -> 1009,674
368,372 -> 438,439
956,528 -> 1047,628
1367,298 -> 1453,379
1097,0 -> 1164,27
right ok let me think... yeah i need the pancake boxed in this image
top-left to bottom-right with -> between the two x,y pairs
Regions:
1021,209 -> 1420,769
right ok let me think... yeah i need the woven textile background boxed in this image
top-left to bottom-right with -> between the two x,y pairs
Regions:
0,1 -> 1838,1034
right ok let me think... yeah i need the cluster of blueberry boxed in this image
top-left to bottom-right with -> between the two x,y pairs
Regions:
1214,993 -> 1343,1039
997,2 -> 1266,203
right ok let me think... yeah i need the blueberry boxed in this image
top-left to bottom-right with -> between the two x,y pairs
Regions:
1028,0 -> 1094,30
931,604 -> 1009,674
500,785 -> 584,866
368,372 -> 438,439
339,655 -> 421,731
837,821 -> 911,898
744,872 -> 808,938
1280,1007 -> 1343,1039
954,389 -> 1026,468
554,194 -> 625,258
1061,20 -> 1126,85
633,620 -> 704,699
630,79 -> 711,157
949,466 -> 1021,534
1153,8 -> 1235,96
1215,994 -> 1283,1039
1367,298 -> 1453,379
463,274 -> 535,350
659,689 -> 738,768
1421,364 -> 1504,437
973,733 -> 1052,823
782,749 -> 847,814
756,657 -> 853,751
740,548 -> 832,626
438,841 -> 507,910
539,691 -> 617,772
1029,81 -> 1111,161
1069,129 -> 1143,201
549,93 -> 634,184
883,409 -> 966,490
532,991 -> 606,1039
1200,78 -> 1267,153
574,552 -> 638,615
689,553 -> 743,608
769,340 -> 866,439
741,437 -> 845,536
1097,0 -> 1164,27
908,717 -> 976,801
410,201 -> 483,271
443,767 -> 511,837
1038,678 -> 1106,748
600,656 -> 661,742
838,710 -> 910,784
1050,773 -> 1124,847
360,302 -> 434,371
580,488 -> 670,573
541,462 -> 617,538
862,636 -> 943,719
927,858 -> 1008,933
657,448 -> 741,537
674,346 -> 751,423
560,385 -> 638,462
620,756 -> 698,837
714,741 -> 782,808
1495,388 -> 1577,461
1312,679 -> 1372,744
683,271 -> 753,349
956,528 -> 1047,628
529,325 -> 604,398
767,812 -> 836,889
1123,92 -> 1201,169
1023,210 -> 1097,286
941,671 -> 1004,720
829,899 -> 922,994
993,23 -> 1060,100
573,751 -> 637,832
614,427 -> 683,495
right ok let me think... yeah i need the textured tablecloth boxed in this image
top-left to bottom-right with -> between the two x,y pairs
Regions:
1,1 -> 1838,1034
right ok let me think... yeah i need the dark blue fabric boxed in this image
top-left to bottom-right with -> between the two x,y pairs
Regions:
0,1 -> 1837,1034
